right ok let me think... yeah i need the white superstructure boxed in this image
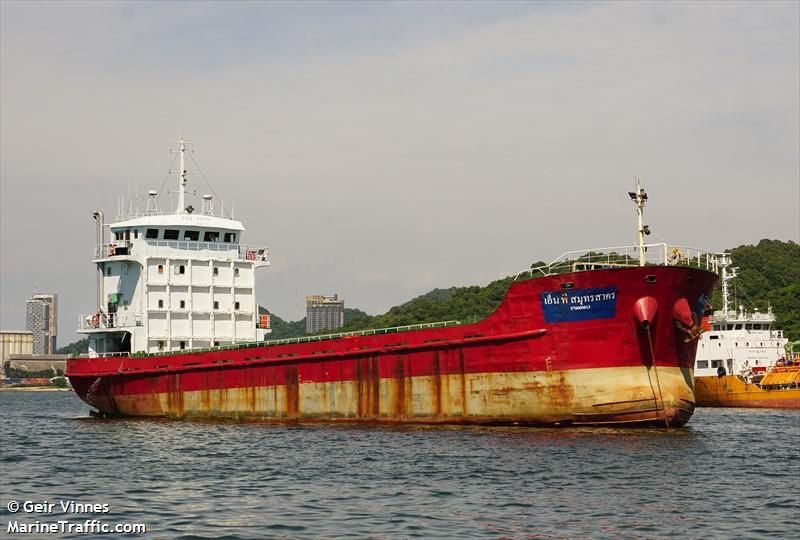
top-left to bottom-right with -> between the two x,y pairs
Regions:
695,253 -> 787,378
78,138 -> 270,356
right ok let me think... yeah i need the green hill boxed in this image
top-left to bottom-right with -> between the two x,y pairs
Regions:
260,239 -> 798,342
57,337 -> 88,355
712,239 -> 799,341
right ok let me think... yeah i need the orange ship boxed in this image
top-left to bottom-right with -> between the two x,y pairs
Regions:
694,362 -> 800,409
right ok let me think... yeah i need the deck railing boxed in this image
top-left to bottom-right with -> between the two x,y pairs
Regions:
94,241 -> 269,262
78,312 -> 143,330
515,243 -> 721,280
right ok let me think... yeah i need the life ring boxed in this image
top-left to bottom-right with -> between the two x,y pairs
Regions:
90,313 -> 100,328
667,247 -> 683,265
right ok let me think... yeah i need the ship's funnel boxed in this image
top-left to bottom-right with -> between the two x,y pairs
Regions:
633,296 -> 658,329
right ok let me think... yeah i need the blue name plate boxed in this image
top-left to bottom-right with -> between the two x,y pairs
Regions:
540,287 -> 618,323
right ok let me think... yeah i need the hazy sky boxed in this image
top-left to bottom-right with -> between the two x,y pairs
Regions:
1,1 -> 798,345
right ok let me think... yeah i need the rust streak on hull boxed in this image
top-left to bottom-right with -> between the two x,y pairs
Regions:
80,366 -> 696,427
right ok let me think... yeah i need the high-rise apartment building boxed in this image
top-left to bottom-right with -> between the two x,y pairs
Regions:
305,294 -> 345,334
26,294 -> 58,354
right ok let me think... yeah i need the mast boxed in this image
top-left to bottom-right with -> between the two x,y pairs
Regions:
175,137 -> 188,214
92,211 -> 104,310
717,253 -> 737,318
628,178 -> 650,266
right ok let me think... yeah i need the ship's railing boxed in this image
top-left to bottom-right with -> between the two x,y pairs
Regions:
75,320 -> 463,359
94,241 -> 269,262
515,243 -> 720,279
80,351 -> 131,358
78,312 -> 143,330
257,320 -> 462,348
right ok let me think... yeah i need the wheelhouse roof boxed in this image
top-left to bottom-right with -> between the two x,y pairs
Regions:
109,214 -> 245,232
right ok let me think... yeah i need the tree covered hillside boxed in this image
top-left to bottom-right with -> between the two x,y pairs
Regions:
713,239 -> 799,342
262,239 -> 799,342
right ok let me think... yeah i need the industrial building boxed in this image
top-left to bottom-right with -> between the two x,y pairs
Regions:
0,331 -> 34,377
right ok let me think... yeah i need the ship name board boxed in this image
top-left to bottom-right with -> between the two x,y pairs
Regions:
540,287 -> 617,323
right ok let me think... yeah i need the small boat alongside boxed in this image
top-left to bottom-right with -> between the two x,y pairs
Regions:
693,253 -> 799,408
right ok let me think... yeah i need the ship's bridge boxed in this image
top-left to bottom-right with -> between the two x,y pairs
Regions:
94,214 -> 268,265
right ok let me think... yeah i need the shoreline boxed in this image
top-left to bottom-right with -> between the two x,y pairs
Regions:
0,387 -> 72,392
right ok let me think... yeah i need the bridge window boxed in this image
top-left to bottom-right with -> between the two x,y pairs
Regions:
146,229 -> 159,239
697,360 -> 708,368
735,324 -> 742,330
164,229 -> 179,240
223,232 -> 236,243
184,230 -> 199,241
204,231 -> 219,242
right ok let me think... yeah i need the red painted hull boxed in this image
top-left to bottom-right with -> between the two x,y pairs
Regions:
67,266 -> 717,427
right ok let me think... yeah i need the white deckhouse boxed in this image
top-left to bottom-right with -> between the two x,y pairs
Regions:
78,139 -> 270,356
695,253 -> 787,378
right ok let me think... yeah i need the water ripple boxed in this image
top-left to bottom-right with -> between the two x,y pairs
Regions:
1,392 -> 798,539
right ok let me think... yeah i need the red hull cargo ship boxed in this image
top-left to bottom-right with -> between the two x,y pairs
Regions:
67,143 -> 718,427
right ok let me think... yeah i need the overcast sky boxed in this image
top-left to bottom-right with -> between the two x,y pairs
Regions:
1,1 -> 798,344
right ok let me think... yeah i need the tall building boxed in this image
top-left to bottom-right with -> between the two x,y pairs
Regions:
26,294 -> 57,354
306,294 -> 345,334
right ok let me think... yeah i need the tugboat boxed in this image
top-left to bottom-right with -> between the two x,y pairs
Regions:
67,148 -> 719,427
694,254 -> 799,408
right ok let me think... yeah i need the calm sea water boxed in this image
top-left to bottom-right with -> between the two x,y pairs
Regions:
1,391 -> 798,539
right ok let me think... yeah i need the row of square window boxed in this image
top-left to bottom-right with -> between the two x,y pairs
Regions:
154,265 -> 241,276
114,229 -> 237,243
155,300 -> 245,310
105,265 -> 244,276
